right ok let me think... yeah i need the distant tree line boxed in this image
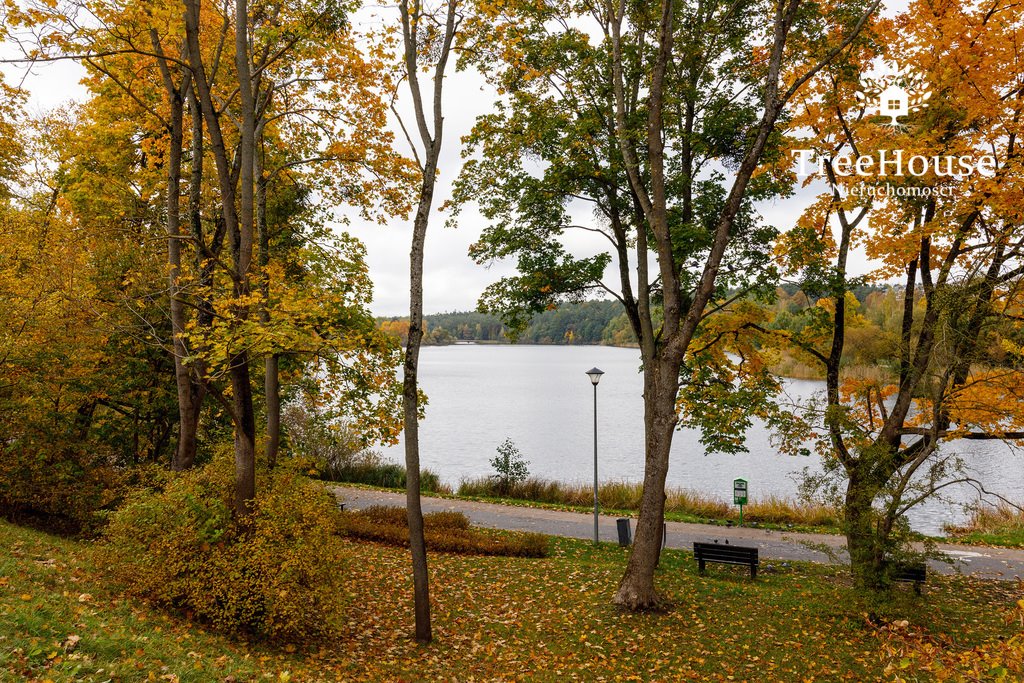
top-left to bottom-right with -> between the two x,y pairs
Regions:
379,300 -> 629,346
380,288 -> 903,355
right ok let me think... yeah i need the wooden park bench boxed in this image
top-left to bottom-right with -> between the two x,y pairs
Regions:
693,541 -> 759,579
889,561 -> 927,595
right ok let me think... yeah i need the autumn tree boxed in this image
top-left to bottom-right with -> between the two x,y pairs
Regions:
179,0 -> 412,511
772,0 -> 1024,591
0,96 -> 182,530
2,0 -> 410,513
456,0 -> 881,609
1,0 -> 216,469
388,0 -> 463,644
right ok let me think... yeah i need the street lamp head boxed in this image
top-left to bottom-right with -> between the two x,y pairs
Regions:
586,367 -> 605,385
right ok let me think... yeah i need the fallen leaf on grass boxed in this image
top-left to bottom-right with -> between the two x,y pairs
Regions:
63,634 -> 81,652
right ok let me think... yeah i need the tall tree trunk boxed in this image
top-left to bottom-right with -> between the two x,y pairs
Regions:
255,132 -> 280,468
398,0 -> 458,644
186,88 -> 210,431
165,87 -> 198,472
231,0 -> 258,516
403,187 -> 432,642
614,350 -> 680,608
184,0 -> 258,515
150,34 -> 199,472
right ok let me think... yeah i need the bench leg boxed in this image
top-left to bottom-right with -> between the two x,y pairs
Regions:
698,559 -> 705,575
914,580 -> 922,596
750,564 -> 757,580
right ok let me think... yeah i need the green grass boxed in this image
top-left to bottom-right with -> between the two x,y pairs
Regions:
0,521 -> 286,682
945,503 -> 1024,548
1,519 -> 1020,682
314,460 -> 451,494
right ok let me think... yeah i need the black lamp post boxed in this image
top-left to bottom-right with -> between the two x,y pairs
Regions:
585,367 -> 604,544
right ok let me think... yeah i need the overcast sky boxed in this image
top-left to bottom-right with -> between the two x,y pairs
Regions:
3,1 -> 911,317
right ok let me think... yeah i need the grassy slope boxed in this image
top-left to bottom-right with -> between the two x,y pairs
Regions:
947,528 -> 1024,549
1,520 -> 1020,682
944,506 -> 1024,549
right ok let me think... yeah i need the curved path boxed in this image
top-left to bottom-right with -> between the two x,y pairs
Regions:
330,485 -> 1024,580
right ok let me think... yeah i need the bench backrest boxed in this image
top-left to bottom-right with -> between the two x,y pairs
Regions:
890,563 -> 926,581
693,542 -> 758,563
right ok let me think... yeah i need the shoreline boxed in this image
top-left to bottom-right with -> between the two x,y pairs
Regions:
326,480 -> 1023,550
330,484 -> 1024,573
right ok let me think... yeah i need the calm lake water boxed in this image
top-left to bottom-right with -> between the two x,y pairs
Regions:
380,344 -> 1024,535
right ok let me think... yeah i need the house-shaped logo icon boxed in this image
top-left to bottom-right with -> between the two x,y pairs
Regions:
878,84 -> 910,125
856,68 -> 930,127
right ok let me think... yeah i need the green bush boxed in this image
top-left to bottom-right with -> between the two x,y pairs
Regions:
338,505 -> 548,558
101,459 -> 348,643
281,404 -> 448,493
490,438 -> 530,494
318,458 -> 447,493
0,436 -> 122,536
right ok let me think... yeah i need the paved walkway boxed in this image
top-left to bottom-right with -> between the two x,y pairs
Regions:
330,485 -> 1024,580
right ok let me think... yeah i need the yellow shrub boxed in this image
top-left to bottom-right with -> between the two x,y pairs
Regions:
338,505 -> 549,557
101,459 -> 348,643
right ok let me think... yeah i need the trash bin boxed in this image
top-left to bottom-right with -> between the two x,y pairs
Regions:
616,518 -> 632,547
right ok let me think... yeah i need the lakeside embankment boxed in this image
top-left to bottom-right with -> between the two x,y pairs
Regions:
322,464 -> 1024,547
331,485 -> 1024,577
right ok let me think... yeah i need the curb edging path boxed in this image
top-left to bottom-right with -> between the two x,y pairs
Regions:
330,485 -> 1024,580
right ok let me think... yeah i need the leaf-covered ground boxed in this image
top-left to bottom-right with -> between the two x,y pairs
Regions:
1,520 -> 1020,682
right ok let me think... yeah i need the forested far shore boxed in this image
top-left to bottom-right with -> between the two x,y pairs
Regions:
378,284 -> 911,376
380,299 -> 628,346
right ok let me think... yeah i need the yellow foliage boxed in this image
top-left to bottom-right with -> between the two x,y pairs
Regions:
101,458 -> 350,643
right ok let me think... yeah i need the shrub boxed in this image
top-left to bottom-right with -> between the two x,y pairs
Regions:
337,505 -> 548,557
101,459 -> 348,643
424,510 -> 472,531
352,505 -> 471,531
317,456 -> 447,493
281,404 -> 448,493
490,438 -> 529,494
0,435 -> 122,536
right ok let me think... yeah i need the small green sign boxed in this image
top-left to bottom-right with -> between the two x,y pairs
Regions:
733,478 -> 748,506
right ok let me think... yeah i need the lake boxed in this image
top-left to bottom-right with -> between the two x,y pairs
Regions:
380,344 -> 1024,535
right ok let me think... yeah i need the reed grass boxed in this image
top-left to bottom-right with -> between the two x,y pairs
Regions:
944,502 -> 1024,547
317,459 -> 450,494
457,476 -> 839,528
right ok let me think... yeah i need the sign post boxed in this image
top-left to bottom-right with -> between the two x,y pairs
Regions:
733,478 -> 748,526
